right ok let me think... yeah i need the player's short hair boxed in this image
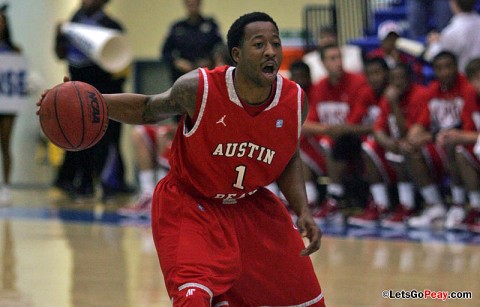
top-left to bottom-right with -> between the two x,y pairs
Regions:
318,25 -> 337,37
289,60 -> 310,75
364,56 -> 389,72
227,12 -> 279,64
391,62 -> 413,79
432,51 -> 457,67
465,58 -> 480,79
454,0 -> 476,12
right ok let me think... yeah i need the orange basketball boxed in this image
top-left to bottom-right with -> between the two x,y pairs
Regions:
39,81 -> 109,151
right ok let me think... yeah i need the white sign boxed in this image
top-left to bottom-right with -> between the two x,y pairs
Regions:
0,53 -> 29,114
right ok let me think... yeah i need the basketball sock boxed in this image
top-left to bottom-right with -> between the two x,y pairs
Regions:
139,170 -> 155,194
451,186 -> 466,206
305,181 -> 319,205
326,183 -> 344,201
468,191 -> 480,209
369,183 -> 389,209
420,184 -> 444,206
397,182 -> 415,209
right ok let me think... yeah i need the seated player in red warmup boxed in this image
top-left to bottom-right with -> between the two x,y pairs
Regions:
407,51 -> 480,230
37,12 -> 325,306
301,44 -> 368,224
433,57 -> 480,232
349,63 -> 444,228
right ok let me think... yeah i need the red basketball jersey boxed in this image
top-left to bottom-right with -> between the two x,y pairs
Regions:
416,74 -> 478,132
307,72 -> 366,125
168,66 -> 303,204
374,84 -> 428,138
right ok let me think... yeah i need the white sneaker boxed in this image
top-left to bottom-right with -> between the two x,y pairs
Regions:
117,193 -> 152,218
0,186 -> 12,205
408,205 -> 446,229
444,206 -> 466,230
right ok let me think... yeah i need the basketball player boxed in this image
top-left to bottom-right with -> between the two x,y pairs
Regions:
301,44 -> 367,224
38,12 -> 325,306
407,51 -> 480,230
433,57 -> 480,232
349,64 -> 443,229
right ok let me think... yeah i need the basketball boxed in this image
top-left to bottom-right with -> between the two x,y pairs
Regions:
38,81 -> 109,151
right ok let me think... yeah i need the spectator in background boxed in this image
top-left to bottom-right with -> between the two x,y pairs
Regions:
0,4 -> 21,204
302,25 -> 364,84
161,0 -> 223,83
426,0 -> 480,72
54,0 -> 132,201
368,20 -> 424,83
407,0 -> 452,39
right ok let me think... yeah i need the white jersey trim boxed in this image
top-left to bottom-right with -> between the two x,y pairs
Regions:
184,68 -> 208,137
264,76 -> 283,111
178,282 -> 213,297
260,292 -> 323,307
226,66 -> 283,110
226,67 -> 242,107
213,301 -> 229,306
296,83 -> 302,138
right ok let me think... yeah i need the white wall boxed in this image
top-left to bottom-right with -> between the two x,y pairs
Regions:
6,0 -> 328,186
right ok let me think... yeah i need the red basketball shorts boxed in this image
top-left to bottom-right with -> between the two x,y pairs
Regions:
151,173 -> 325,306
136,125 -> 173,168
362,138 -> 397,183
299,135 -> 330,176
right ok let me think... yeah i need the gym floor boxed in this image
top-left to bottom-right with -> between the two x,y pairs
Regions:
0,187 -> 478,307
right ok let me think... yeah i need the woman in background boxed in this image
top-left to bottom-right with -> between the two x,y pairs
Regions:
0,4 -> 22,204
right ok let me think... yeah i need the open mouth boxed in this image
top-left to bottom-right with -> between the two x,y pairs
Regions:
262,63 -> 276,77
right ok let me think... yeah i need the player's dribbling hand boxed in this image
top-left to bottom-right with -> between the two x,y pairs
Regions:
36,76 -> 71,115
297,210 -> 322,256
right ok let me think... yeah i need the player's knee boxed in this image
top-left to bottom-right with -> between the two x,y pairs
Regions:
172,286 -> 212,306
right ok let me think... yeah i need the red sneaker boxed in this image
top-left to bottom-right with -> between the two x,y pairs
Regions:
465,208 -> 480,233
381,205 -> 414,229
313,198 -> 344,225
464,208 -> 480,225
348,200 -> 387,228
118,193 -> 152,218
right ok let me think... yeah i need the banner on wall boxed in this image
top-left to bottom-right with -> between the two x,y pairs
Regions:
0,53 -> 29,114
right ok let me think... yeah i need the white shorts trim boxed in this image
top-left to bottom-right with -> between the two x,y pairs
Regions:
178,282 -> 213,297
260,292 -> 323,307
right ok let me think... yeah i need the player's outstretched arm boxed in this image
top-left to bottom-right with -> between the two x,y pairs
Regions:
105,70 -> 198,125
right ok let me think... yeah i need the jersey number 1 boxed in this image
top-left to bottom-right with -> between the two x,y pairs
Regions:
233,165 -> 246,189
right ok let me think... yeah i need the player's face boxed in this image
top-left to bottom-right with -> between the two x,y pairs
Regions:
81,0 -> 105,14
389,67 -> 409,93
434,57 -> 457,88
365,63 -> 389,92
468,72 -> 480,96
290,69 -> 311,90
323,47 -> 343,78
233,21 -> 282,86
318,33 -> 337,48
